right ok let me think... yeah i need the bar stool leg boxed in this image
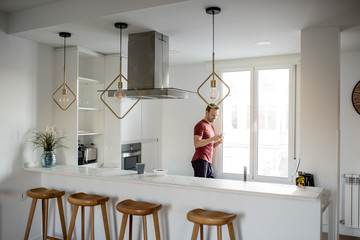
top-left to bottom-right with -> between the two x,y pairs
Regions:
217,225 -> 222,240
118,213 -> 128,240
91,206 -> 95,240
42,199 -> 48,240
100,203 -> 110,240
142,216 -> 148,240
200,224 -> 203,240
152,212 -> 161,240
191,223 -> 200,240
67,205 -> 79,240
56,196 -> 67,240
81,206 -> 85,240
129,215 -> 133,240
24,198 -> 37,240
227,222 -> 235,240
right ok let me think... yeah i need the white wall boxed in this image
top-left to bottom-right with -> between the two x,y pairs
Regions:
339,51 -> 360,236
162,63 -> 209,176
0,27 -> 54,239
300,27 -> 340,239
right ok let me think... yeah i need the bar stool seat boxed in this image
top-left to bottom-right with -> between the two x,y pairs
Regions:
24,187 -> 67,240
67,192 -> 110,240
116,199 -> 162,240
187,208 -> 236,240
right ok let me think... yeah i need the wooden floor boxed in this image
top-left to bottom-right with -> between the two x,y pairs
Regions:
339,236 -> 360,240
322,233 -> 360,240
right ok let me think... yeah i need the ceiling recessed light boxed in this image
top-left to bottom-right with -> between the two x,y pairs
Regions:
256,41 -> 271,46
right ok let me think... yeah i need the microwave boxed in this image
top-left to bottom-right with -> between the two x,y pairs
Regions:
121,143 -> 141,170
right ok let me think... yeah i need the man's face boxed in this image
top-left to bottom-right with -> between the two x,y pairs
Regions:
205,108 -> 219,123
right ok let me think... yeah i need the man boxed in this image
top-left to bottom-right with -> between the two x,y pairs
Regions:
191,104 -> 223,178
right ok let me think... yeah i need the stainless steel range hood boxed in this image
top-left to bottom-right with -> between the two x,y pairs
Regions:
117,31 -> 193,99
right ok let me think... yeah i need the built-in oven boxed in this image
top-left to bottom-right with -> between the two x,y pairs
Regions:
121,142 -> 141,170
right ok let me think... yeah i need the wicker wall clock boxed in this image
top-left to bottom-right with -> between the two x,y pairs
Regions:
352,81 -> 360,114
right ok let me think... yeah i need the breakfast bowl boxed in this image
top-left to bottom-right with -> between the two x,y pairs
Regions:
153,169 -> 168,176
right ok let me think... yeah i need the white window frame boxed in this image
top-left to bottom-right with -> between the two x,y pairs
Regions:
213,60 -> 299,184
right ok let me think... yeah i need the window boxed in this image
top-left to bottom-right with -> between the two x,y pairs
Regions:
221,67 -> 294,182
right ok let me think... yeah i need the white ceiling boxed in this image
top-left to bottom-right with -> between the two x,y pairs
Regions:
1,0 -> 360,65
0,0 -> 63,13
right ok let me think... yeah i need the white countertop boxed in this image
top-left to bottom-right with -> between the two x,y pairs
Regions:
24,165 -> 327,202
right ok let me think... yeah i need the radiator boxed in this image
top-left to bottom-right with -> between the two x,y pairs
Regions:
344,174 -> 360,228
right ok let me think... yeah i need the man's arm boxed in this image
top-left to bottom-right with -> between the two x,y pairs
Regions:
214,138 -> 223,148
194,134 -> 222,148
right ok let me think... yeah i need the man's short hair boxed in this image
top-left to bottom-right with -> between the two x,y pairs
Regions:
206,104 -> 219,112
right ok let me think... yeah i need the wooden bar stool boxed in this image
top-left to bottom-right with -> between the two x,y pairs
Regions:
116,199 -> 162,240
24,187 -> 67,240
187,208 -> 236,240
67,192 -> 110,240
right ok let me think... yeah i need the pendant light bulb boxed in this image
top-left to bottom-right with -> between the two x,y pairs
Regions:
113,81 -> 126,102
114,89 -> 126,102
59,87 -> 69,103
60,97 -> 68,104
208,79 -> 220,100
114,89 -> 124,100
209,87 -> 220,100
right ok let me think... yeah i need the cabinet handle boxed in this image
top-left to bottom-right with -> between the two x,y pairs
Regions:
121,151 -> 141,158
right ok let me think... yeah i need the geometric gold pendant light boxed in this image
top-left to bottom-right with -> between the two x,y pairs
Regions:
197,7 -> 230,109
100,22 -> 142,119
52,32 -> 77,111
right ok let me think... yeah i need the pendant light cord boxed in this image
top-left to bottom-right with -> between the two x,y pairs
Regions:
119,27 -> 122,72
211,11 -> 216,76
212,12 -> 215,54
120,27 -> 122,57
63,36 -> 66,84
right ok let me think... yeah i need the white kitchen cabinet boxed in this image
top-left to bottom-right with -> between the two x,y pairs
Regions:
119,100 -> 142,142
118,99 -> 162,143
54,46 -> 104,165
141,100 -> 162,140
141,140 -> 160,172
140,101 -> 162,172
102,55 -> 163,167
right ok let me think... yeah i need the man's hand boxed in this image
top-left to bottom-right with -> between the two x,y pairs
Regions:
212,133 -> 223,142
214,134 -> 224,147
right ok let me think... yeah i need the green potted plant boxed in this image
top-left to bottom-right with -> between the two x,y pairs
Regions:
32,125 -> 67,167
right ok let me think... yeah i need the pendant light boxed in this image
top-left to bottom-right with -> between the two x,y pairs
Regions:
52,32 -> 76,111
100,22 -> 142,119
197,7 -> 230,108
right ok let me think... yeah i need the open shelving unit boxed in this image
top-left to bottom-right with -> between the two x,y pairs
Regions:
77,48 -> 104,162
54,46 -> 105,165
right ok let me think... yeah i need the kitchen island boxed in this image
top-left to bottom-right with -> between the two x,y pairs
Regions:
24,165 -> 330,240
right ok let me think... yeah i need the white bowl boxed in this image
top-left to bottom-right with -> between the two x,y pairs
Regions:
153,169 -> 168,176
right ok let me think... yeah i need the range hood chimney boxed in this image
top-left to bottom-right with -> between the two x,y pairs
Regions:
122,31 -> 193,99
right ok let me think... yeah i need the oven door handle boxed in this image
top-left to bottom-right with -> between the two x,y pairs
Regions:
122,150 -> 141,158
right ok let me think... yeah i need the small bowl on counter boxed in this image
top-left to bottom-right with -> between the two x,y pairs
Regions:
153,169 -> 168,176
